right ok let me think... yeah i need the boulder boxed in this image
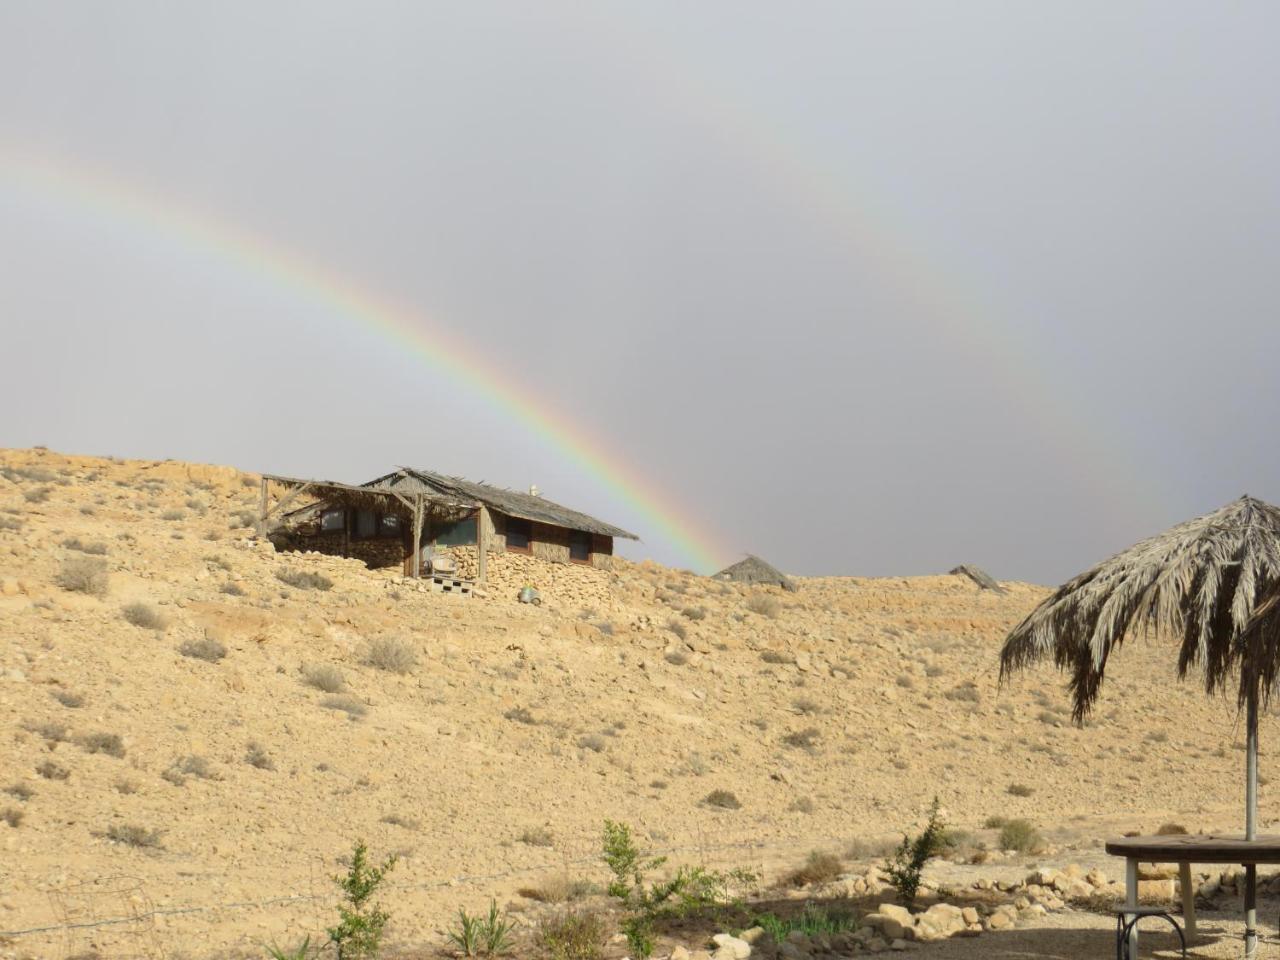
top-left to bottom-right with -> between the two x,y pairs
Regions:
711,934 -> 752,960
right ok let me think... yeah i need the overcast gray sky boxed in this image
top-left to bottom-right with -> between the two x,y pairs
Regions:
2,1 -> 1278,581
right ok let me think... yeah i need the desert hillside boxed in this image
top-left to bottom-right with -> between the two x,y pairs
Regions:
0,447 -> 1271,958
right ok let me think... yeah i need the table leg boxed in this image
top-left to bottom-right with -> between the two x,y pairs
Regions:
1179,861 -> 1196,940
1127,857 -> 1139,959
1245,864 -> 1257,960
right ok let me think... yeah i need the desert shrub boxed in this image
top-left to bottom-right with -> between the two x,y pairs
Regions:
26,720 -> 69,743
364,637 -> 416,675
244,741 -> 275,770
578,734 -> 607,753
983,815 -> 1009,829
0,516 -> 22,531
760,649 -> 793,664
50,689 -> 85,708
1147,730 -> 1170,743
1007,783 -> 1034,797
884,797 -> 946,907
106,823 -> 164,848
792,696 -> 822,715
276,567 -> 333,591
164,755 -> 219,784
504,707 -> 537,725
220,581 -> 246,596
380,813 -> 421,830
924,664 -> 946,678
754,904 -> 857,941
230,509 -> 258,528
5,783 -> 34,802
666,618 -> 688,641
303,664 -> 346,693
518,877 -> 598,904
664,650 -> 689,666
790,796 -> 815,814
998,818 -> 1042,853
23,486 -> 52,503
537,909 -> 608,960
37,760 -> 69,781
520,826 -> 555,847
703,789 -> 741,810
159,508 -> 185,521
121,602 -> 166,631
448,899 -> 513,957
1156,822 -> 1189,835
322,695 -> 367,718
78,731 -> 125,758
746,594 -> 781,618
782,727 -> 820,750
602,820 -> 752,959
945,683 -> 981,702
114,779 -> 138,795
57,556 -> 109,597
681,606 -> 706,621
62,537 -> 108,555
327,840 -> 398,960
180,636 -> 227,662
786,850 -> 844,887
2,807 -> 24,828
896,674 -> 916,689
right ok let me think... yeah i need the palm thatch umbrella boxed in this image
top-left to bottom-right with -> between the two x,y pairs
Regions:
1000,495 -> 1280,955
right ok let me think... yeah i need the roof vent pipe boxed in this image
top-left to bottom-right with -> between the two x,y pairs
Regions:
529,484 -> 540,497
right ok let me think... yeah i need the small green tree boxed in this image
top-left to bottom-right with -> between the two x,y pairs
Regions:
327,840 -> 398,960
884,797 -> 946,908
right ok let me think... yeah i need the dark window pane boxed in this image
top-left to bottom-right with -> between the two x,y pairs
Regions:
506,518 -> 531,550
435,516 -> 477,547
569,530 -> 591,561
354,509 -> 376,539
380,515 -> 401,538
320,509 -> 344,532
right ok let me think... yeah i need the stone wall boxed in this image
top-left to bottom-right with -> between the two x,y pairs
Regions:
437,546 -> 614,609
273,529 -> 406,571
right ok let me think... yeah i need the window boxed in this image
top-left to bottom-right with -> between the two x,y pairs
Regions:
379,514 -> 401,538
569,529 -> 591,563
353,509 -> 377,539
320,509 -> 345,532
506,517 -> 531,552
435,516 -> 477,547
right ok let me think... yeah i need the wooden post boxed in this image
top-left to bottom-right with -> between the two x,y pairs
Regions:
477,506 -> 490,585
411,496 -> 424,578
1125,857 -> 1139,959
1179,861 -> 1196,939
257,477 -> 268,538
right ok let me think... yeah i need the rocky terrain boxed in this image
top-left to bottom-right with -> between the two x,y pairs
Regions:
0,446 -> 1276,959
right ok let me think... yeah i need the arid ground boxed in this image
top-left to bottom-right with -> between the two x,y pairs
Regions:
1,447 -> 1275,959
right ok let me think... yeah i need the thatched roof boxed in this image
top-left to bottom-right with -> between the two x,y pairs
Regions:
1000,495 -> 1280,720
365,469 -> 639,540
713,554 -> 796,591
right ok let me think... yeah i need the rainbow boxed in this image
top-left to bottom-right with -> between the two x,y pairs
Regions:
0,146 -> 731,572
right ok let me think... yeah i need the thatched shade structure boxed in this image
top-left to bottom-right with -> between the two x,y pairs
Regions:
1000,495 -> 1280,956
713,554 -> 796,591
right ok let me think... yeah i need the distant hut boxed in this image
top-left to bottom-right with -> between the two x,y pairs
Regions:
713,554 -> 796,592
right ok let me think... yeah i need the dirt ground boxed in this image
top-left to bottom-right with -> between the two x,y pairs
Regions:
0,447 -> 1275,959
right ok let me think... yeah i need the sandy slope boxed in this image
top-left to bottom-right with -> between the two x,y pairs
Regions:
0,447 -> 1272,959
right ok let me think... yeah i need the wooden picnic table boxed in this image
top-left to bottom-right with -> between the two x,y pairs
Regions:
1107,834 -> 1280,957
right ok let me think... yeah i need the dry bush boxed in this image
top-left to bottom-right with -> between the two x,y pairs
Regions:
321,695 -> 367,718
5,783 -> 34,802
23,486 -> 52,503
230,510 -> 258,528
2,807 -> 23,828
302,664 -> 346,693
1156,822 -> 1189,835
62,537 -> 108,555
703,789 -> 741,810
160,509 -> 185,521
0,516 -> 22,531
106,823 -> 164,848
664,650 -> 689,666
896,674 -> 916,689
180,636 -> 227,662
786,850 -> 844,887
37,760 -> 69,781
846,837 -> 898,861
26,721 -> 69,743
78,732 -> 126,758
121,603 -> 166,631
1007,783 -> 1034,797
276,567 -> 333,591
666,618 -> 688,640
519,826 -> 555,847
760,649 -> 793,665
518,876 -> 597,904
114,779 -> 138,795
792,696 -> 822,715
364,637 -> 417,674
50,689 -> 85,708
504,707 -> 538,725
537,909 -> 608,960
746,594 -> 781,618
220,582 -> 246,597
681,605 -> 706,621
945,683 -> 981,703
998,819 -> 1042,853
577,733 -> 607,753
165,755 -> 219,784
381,813 -> 421,830
790,796 -> 816,814
245,741 -> 275,771
57,557 -> 109,597
783,727 -> 820,750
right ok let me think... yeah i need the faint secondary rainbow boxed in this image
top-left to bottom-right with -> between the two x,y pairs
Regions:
0,146 -> 730,572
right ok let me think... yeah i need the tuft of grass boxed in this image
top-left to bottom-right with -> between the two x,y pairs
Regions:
537,909 -> 608,960
78,732 -> 126,758
703,789 -> 741,810
276,567 -> 333,591
121,602 -> 166,631
519,826 -> 555,847
0,515 -> 22,531
4,783 -> 34,802
681,605 -> 706,621
114,779 -> 139,795
364,637 -> 417,675
381,813 -> 421,831
37,760 -> 69,781
504,707 -> 537,725
2,807 -> 24,828
945,683 -> 981,703
782,727 -> 821,750
1156,822 -> 1189,835
160,509 -> 186,521
786,850 -> 844,887
23,486 -> 52,503
577,733 -> 607,753
62,537 -> 108,555
1007,783 -> 1035,797
321,695 -> 367,719
57,556 -> 109,597
106,823 -> 164,848
50,689 -> 85,708
245,741 -> 275,770
746,594 -> 781,618
666,618 -> 688,640
166,755 -> 219,783
760,649 -> 793,664
219,581 -> 246,597
179,636 -> 227,662
302,664 -> 346,693
792,696 -> 822,715
983,815 -> 1010,830
518,877 -> 598,904
998,818 -> 1042,853
754,904 -> 858,941
26,720 -> 69,743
